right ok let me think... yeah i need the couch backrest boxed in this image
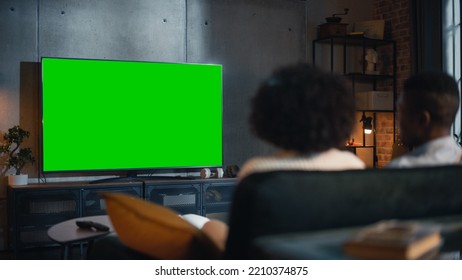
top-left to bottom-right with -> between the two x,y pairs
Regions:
224,165 -> 462,259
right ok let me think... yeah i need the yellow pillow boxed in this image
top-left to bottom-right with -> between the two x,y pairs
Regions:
101,192 -> 222,259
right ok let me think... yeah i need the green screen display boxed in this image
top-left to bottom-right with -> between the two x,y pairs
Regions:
41,58 -> 223,172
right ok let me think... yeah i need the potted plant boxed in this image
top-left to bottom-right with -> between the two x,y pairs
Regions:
0,125 -> 35,186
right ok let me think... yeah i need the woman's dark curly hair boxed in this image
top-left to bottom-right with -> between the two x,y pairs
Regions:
249,63 -> 355,153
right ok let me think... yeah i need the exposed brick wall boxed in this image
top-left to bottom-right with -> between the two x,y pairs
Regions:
373,0 -> 411,167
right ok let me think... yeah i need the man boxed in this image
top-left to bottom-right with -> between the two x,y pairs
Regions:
387,71 -> 462,168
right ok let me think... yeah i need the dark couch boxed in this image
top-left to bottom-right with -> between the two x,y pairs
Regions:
225,165 -> 462,259
89,165 -> 462,259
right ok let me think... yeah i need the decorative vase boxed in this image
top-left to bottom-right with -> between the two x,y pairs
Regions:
8,174 -> 29,186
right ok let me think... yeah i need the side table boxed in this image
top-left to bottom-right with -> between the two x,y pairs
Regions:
47,215 -> 113,259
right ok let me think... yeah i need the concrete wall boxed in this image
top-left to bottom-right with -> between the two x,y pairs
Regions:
0,0 -> 373,181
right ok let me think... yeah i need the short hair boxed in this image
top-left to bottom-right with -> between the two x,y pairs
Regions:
403,71 -> 460,126
249,63 -> 355,152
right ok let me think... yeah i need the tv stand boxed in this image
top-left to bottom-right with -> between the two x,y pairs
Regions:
7,177 -> 237,254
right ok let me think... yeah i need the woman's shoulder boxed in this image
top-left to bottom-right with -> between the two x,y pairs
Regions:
312,148 -> 366,169
237,156 -> 283,179
237,150 -> 365,179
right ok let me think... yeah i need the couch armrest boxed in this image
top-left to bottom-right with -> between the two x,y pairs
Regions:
253,215 -> 462,260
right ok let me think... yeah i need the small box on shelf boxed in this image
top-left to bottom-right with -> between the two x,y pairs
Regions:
353,20 -> 385,40
355,91 -> 393,111
318,23 -> 348,38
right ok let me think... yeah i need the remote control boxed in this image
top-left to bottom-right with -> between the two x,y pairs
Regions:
76,220 -> 110,231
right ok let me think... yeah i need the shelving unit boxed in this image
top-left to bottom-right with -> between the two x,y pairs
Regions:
313,35 -> 396,167
7,178 -> 236,254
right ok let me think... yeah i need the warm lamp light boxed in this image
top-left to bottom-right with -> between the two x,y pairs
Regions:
360,112 -> 373,134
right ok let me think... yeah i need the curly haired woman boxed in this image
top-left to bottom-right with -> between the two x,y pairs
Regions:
238,63 -> 365,179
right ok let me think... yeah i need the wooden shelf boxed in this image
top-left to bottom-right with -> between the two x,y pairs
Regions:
314,35 -> 395,47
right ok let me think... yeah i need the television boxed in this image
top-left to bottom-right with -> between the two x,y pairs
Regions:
41,57 -> 223,178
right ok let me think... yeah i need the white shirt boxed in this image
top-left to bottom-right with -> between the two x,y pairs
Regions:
387,136 -> 462,168
238,148 -> 366,180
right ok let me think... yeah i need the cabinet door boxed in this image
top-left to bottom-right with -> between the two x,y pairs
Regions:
13,189 -> 80,249
145,183 -> 201,215
0,199 -> 7,250
81,185 -> 143,217
202,180 -> 237,223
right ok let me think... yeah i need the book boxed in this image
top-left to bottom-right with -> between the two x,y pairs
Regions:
343,220 -> 442,260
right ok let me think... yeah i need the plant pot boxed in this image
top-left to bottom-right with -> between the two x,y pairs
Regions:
8,174 -> 29,186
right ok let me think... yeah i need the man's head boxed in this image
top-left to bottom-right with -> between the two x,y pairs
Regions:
249,63 -> 355,153
398,71 -> 460,148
